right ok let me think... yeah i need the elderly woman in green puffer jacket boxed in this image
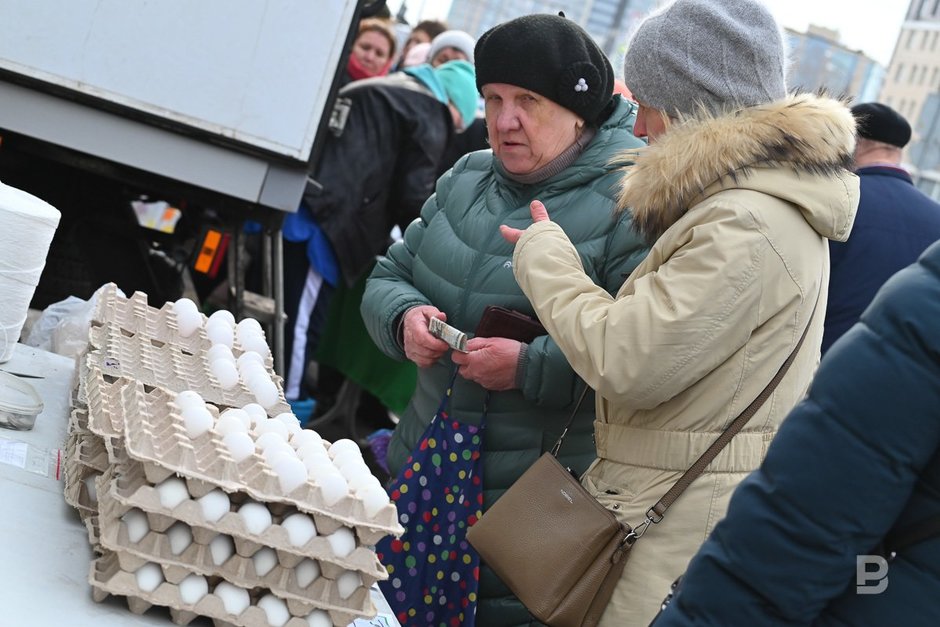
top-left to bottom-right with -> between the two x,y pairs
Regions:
359,14 -> 648,626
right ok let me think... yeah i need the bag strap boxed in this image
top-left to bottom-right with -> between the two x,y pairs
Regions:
549,383 -> 591,457
637,297 -> 819,535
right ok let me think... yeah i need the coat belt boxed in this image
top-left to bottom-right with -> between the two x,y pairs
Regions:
594,422 -> 776,472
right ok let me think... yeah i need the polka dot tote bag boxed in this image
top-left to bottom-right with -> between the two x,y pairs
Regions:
376,373 -> 484,626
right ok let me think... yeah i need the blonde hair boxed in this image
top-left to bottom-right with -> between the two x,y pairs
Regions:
357,18 -> 397,60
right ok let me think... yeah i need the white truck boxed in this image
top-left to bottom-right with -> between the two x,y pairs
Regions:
0,0 -> 386,371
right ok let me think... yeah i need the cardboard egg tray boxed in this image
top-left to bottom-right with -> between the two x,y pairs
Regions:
98,458 -> 385,584
80,354 -> 401,545
91,550 -> 363,627
97,485 -> 375,618
63,430 -> 108,514
87,285 -> 289,416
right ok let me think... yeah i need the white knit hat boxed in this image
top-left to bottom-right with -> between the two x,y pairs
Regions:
429,30 -> 476,65
623,0 -> 787,117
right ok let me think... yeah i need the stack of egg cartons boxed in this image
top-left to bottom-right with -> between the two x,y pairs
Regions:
62,284 -> 402,627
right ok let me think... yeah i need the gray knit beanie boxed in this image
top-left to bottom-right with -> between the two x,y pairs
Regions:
623,0 -> 786,118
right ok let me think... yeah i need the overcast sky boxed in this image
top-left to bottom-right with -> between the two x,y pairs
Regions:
388,0 -> 912,66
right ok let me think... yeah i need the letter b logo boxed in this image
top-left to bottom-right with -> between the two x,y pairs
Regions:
856,555 -> 889,594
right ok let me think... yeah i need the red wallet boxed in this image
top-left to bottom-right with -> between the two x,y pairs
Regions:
474,305 -> 547,343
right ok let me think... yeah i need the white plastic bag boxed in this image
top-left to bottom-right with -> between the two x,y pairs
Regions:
24,284 -> 123,358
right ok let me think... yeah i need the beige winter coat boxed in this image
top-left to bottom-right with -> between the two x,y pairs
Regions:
511,94 -> 860,626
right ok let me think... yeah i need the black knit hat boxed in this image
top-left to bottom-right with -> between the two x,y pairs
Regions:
474,14 -> 615,124
851,102 -> 912,148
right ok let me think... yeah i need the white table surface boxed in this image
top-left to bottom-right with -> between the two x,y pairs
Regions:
0,343 -> 399,627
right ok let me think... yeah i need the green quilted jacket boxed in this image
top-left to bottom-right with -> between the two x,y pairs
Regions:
360,97 -> 648,626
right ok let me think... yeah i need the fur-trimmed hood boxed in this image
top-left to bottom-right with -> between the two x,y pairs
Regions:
618,93 -> 858,244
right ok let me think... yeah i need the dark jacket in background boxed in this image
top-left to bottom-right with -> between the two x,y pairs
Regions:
297,73 -> 453,287
823,165 -> 940,352
654,240 -> 940,626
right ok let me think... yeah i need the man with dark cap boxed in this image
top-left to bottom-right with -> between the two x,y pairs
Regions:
823,102 -> 940,352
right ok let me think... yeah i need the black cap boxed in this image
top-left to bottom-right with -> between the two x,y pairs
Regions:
474,14 -> 615,125
851,102 -> 912,148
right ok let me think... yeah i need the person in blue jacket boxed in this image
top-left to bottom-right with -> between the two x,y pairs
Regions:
652,240 -> 940,626
823,102 -> 940,353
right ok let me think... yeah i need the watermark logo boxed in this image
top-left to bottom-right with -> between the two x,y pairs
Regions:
856,555 -> 889,594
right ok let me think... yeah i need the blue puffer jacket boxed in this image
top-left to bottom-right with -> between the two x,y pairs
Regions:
361,97 -> 648,626
653,240 -> 940,626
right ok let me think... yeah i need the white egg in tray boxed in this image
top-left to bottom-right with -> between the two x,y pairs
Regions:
90,550 -> 371,627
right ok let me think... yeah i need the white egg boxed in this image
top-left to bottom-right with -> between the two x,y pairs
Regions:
181,404 -> 214,438
257,594 -> 290,627
156,476 -> 190,510
238,501 -> 273,535
332,447 -> 364,469
84,474 -> 99,504
240,359 -> 269,382
134,562 -> 164,593
223,431 -> 255,462
339,460 -> 372,484
256,418 -> 290,440
273,412 -> 302,437
241,403 -> 268,428
290,429 -> 322,451
281,513 -> 318,547
207,343 -> 235,364
176,308 -> 203,338
173,297 -> 199,317
336,570 -> 362,599
242,335 -> 271,357
209,534 -> 235,566
255,430 -> 288,450
318,473 -> 350,506
208,309 -> 236,329
326,527 -> 356,558
360,484 -> 392,518
174,390 -> 205,412
305,609 -> 332,627
297,441 -> 330,462
254,379 -> 280,409
210,358 -> 239,390
295,558 -> 321,589
328,438 -> 360,460
349,472 -> 384,495
236,317 -> 264,337
173,298 -> 202,337
252,546 -> 279,577
273,456 -> 309,494
262,443 -> 297,466
122,508 -> 150,543
197,489 -> 231,523
215,413 -> 249,437
303,456 -> 338,480
178,573 -> 209,605
166,522 -> 193,556
214,581 -> 250,616
236,350 -> 266,371
206,320 -> 235,347
220,407 -> 252,429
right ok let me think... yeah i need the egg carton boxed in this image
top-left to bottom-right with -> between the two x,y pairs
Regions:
63,435 -> 106,514
97,490 -> 375,619
91,550 -> 366,627
88,285 -> 288,415
98,457 -> 388,584
67,407 -> 92,436
85,324 -> 289,416
113,375 -> 401,545
90,284 -> 204,354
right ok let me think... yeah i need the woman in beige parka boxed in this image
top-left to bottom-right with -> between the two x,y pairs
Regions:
500,0 -> 860,625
